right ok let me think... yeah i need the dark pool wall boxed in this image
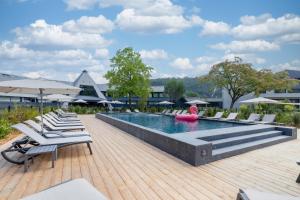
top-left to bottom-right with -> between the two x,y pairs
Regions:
96,113 -> 213,166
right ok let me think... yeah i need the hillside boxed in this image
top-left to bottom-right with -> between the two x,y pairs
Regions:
150,77 -> 222,98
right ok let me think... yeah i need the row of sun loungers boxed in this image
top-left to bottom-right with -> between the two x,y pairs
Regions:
161,109 -> 276,124
1,109 -> 93,165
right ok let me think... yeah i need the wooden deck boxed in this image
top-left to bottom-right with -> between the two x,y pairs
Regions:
0,115 -> 299,200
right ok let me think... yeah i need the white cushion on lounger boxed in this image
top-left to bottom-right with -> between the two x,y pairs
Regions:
21,179 -> 107,200
12,123 -> 92,145
239,189 -> 300,200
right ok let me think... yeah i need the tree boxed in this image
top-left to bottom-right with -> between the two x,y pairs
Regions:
164,79 -> 185,102
185,91 -> 199,97
104,47 -> 153,109
200,57 -> 298,108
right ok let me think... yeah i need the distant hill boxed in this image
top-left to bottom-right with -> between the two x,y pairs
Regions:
150,77 -> 222,98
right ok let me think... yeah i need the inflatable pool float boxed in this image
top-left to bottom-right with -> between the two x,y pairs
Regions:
175,105 -> 198,122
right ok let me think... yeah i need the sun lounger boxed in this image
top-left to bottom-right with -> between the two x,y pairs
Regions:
49,112 -> 80,122
134,109 -> 140,113
181,110 -> 187,115
198,110 -> 205,118
240,113 -> 260,123
125,109 -> 131,113
43,115 -> 83,127
221,113 -> 238,121
207,112 -> 224,119
44,114 -> 83,126
160,109 -> 167,114
236,188 -> 300,200
36,116 -> 85,131
21,179 -> 106,200
24,120 -> 89,138
164,109 -> 171,115
12,123 -> 92,154
56,109 -> 77,117
167,110 -> 178,116
256,114 -> 276,124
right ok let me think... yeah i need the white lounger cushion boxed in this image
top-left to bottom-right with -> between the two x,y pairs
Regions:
24,120 -> 90,137
21,179 -> 106,200
12,123 -> 92,145
238,189 -> 300,200
36,116 -> 85,130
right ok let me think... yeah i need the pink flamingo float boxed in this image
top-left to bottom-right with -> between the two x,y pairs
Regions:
175,105 -> 198,122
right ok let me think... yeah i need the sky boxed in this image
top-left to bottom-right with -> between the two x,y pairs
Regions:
0,0 -> 300,83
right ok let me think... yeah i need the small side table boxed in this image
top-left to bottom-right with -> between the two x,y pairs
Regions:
24,145 -> 57,172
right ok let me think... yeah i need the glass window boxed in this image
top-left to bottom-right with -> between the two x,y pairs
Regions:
79,85 -> 98,97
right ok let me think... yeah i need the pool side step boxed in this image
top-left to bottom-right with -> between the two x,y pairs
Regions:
199,125 -> 275,141
211,130 -> 283,149
211,135 -> 292,161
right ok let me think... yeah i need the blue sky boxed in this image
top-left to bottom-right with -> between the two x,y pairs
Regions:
0,0 -> 300,83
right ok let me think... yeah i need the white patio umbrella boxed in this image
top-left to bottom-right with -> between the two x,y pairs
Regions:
45,94 -> 74,102
185,99 -> 209,105
111,100 -> 124,104
74,99 -> 87,104
0,79 -> 81,132
98,100 -> 111,104
157,101 -> 174,105
240,97 -> 279,104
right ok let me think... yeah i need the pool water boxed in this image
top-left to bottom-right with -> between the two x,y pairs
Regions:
105,113 -> 245,134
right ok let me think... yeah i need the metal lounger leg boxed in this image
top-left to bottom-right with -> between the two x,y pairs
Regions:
87,143 -> 93,155
297,174 -> 300,183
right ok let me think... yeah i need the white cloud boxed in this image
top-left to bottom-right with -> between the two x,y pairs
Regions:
270,59 -> 300,71
67,72 -> 80,81
195,56 -> 217,63
211,40 -> 280,53
14,19 -> 111,48
115,9 -> 199,34
94,48 -> 109,58
200,21 -> 231,36
22,71 -> 53,79
223,53 -> 266,65
64,0 -> 98,10
140,49 -> 168,60
170,57 -> 193,70
232,14 -> 300,39
277,33 -> 300,44
62,15 -> 114,34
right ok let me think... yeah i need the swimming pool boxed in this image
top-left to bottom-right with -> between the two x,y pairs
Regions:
105,113 -> 244,134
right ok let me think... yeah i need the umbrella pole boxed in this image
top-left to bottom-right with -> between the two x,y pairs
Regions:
39,89 -> 44,134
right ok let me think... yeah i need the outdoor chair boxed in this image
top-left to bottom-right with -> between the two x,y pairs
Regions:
43,115 -> 83,127
1,123 -> 92,165
181,110 -> 188,115
56,109 -> 77,118
12,123 -> 93,154
36,116 -> 85,131
167,110 -> 178,116
164,109 -> 171,115
49,112 -> 80,122
240,113 -> 260,123
24,120 -> 90,138
256,114 -> 276,124
221,113 -> 238,121
45,114 -> 83,126
21,179 -> 107,200
236,188 -> 300,200
134,109 -> 140,113
198,110 -> 205,117
207,112 -> 224,119
125,109 -> 131,113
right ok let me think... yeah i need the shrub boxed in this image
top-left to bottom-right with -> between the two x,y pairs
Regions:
239,104 -> 251,119
0,119 -> 11,139
293,112 -> 300,127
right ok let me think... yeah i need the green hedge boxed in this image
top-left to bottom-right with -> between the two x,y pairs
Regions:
0,106 -> 54,139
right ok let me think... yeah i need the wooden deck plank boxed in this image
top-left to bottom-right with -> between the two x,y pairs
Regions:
0,114 -> 299,200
